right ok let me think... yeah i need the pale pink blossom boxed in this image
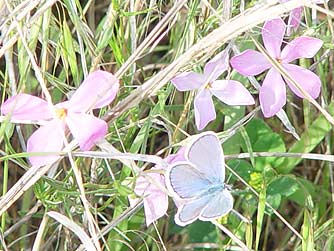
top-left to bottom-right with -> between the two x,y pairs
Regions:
171,49 -> 254,130
230,18 -> 323,117
129,148 -> 186,226
1,70 -> 119,166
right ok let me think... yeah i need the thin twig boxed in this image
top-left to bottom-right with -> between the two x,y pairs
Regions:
211,220 -> 250,251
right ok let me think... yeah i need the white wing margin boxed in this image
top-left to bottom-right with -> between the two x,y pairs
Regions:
175,195 -> 213,226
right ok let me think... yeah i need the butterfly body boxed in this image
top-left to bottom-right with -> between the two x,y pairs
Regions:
209,183 -> 225,192
166,132 -> 234,226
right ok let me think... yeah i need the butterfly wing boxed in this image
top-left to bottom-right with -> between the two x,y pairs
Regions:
187,132 -> 225,183
167,132 -> 232,226
199,189 -> 233,221
174,195 -> 213,226
166,162 -> 212,200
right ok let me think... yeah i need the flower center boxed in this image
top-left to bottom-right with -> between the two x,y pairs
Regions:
205,82 -> 212,89
276,58 -> 282,64
55,108 -> 67,120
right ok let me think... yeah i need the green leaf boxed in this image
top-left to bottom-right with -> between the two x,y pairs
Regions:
267,176 -> 299,197
255,189 -> 266,250
288,178 -> 317,206
245,221 -> 253,250
222,106 -> 246,154
276,103 -> 334,173
302,210 -> 314,251
188,221 -> 218,243
243,119 -> 286,171
227,159 -> 253,182
266,194 -> 281,212
18,15 -> 43,89
62,20 -> 79,85
265,176 -> 299,213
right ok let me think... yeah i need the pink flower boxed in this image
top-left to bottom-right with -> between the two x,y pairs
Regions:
1,70 -> 119,166
280,0 -> 328,35
171,49 -> 255,130
230,18 -> 323,118
129,148 -> 186,226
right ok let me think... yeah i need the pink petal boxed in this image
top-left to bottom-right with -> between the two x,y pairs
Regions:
152,147 -> 186,172
194,89 -> 216,130
282,64 -> 321,99
287,7 -> 303,34
166,147 -> 186,163
171,72 -> 205,91
143,190 -> 168,226
128,196 -> 138,208
230,50 -> 271,76
133,171 -> 168,226
210,80 -> 255,106
1,94 -> 53,121
69,70 -> 119,112
54,101 -> 70,112
129,147 -> 185,225
203,49 -> 229,81
259,68 -> 286,118
65,112 -> 107,150
281,36 -> 323,63
129,168 -> 168,226
27,120 -> 65,167
262,18 -> 286,58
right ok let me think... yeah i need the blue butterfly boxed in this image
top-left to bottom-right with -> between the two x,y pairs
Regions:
166,131 -> 233,226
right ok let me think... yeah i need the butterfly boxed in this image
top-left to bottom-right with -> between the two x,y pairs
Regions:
165,131 -> 233,226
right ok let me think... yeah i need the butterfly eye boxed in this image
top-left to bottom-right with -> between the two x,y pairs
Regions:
225,184 -> 233,191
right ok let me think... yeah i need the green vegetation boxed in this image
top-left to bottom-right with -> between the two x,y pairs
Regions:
0,0 -> 334,250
